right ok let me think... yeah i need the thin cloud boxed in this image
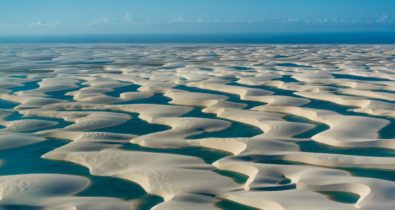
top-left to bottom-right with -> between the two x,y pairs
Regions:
123,12 -> 134,24
169,17 -> 187,23
30,20 -> 44,27
30,20 -> 61,27
87,17 -> 112,26
377,14 -> 392,23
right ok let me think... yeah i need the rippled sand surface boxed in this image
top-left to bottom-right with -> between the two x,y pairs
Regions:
0,44 -> 395,210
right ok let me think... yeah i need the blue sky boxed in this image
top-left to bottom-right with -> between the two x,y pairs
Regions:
0,0 -> 394,35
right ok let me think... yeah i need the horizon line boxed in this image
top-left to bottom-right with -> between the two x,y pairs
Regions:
0,32 -> 394,44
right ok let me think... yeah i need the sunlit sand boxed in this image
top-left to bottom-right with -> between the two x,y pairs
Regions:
0,44 -> 395,210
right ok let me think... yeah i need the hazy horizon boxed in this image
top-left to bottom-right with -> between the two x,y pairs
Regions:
0,32 -> 394,44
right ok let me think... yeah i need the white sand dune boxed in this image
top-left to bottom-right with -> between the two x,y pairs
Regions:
0,173 -> 135,210
44,146 -> 239,201
1,119 -> 58,132
255,105 -> 395,149
19,109 -> 132,131
1,45 -> 395,210
1,93 -> 65,109
131,117 -> 230,147
0,133 -> 45,150
215,158 -> 395,210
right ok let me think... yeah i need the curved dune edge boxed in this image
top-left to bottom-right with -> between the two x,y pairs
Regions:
0,173 -> 135,210
185,80 -> 311,107
23,100 -> 313,148
0,119 -> 58,132
43,145 -> 240,202
254,105 -> 395,149
1,93 -> 66,109
19,109 -> 132,132
189,137 -> 298,156
239,71 -> 395,118
0,133 -> 46,150
151,194 -> 222,210
16,76 -> 80,97
214,158 -> 395,210
40,130 -> 135,143
164,87 -> 314,138
131,116 -> 231,147
295,91 -> 395,118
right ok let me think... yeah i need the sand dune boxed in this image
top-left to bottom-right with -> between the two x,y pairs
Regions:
0,45 -> 395,209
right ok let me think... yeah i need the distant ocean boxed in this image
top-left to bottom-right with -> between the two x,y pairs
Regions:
0,32 -> 394,44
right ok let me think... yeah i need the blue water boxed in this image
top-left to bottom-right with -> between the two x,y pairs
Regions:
0,99 -> 18,109
272,75 -> 300,83
1,32 -> 395,44
0,139 -> 164,209
216,199 -> 259,210
0,140 -> 145,198
333,74 -> 391,82
0,107 -> 248,209
46,81 -> 88,101
115,93 -> 171,105
106,84 -> 140,97
95,112 -> 169,135
318,191 -> 360,204
9,80 -> 40,93
275,63 -> 310,68
0,111 -> 164,209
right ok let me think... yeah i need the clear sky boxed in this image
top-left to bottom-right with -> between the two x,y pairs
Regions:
0,0 -> 394,35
